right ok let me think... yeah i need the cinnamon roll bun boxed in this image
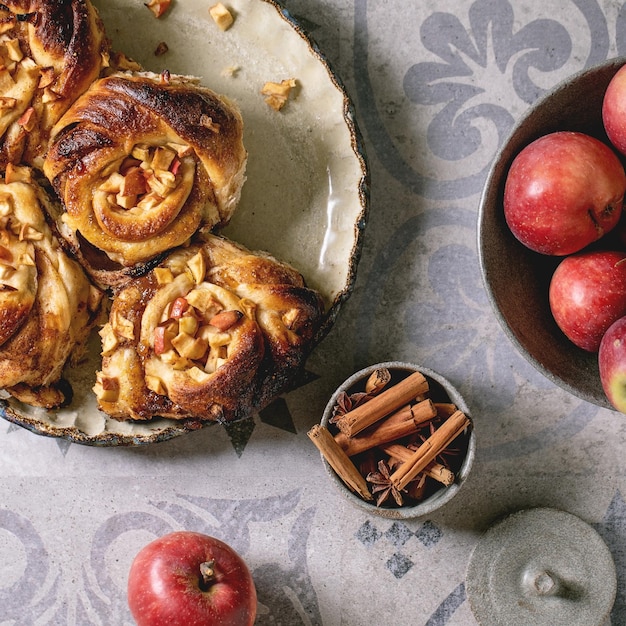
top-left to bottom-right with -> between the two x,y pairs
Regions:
94,234 -> 324,423
43,72 -> 247,288
0,165 -> 103,408
0,0 -> 108,169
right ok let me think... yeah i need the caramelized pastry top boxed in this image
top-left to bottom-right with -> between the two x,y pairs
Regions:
0,0 -> 108,168
95,234 -> 324,422
0,166 -> 103,407
43,72 -> 247,280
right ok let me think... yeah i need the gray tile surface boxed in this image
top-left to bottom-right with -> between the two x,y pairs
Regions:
2,0 -> 626,624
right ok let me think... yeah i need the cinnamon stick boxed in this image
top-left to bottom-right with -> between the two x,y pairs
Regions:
434,402 -> 458,418
365,367 -> 391,394
390,410 -> 470,491
307,424 -> 373,501
382,443 -> 455,486
426,462 -> 456,486
405,473 -> 427,501
334,399 -> 437,457
383,402 -> 424,426
335,371 -> 429,437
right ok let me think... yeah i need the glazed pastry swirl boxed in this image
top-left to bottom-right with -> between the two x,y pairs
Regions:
43,72 -> 247,286
95,234 -> 324,422
0,166 -> 103,407
202,234 -> 327,392
0,0 -> 108,168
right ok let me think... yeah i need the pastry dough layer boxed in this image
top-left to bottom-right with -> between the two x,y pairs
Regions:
95,234 -> 324,422
0,168 -> 103,407
0,0 -> 108,168
43,72 -> 247,284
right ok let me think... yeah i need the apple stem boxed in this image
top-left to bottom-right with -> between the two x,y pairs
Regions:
199,560 -> 217,591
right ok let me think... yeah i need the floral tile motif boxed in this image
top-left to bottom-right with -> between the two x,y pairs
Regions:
0,488 -> 323,625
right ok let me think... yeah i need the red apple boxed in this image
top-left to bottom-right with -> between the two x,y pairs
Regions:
127,531 -> 257,626
603,64 -> 626,155
549,250 -> 626,352
599,315 -> 626,412
503,131 -> 625,255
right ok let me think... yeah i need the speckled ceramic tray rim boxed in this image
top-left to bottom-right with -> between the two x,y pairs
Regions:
0,0 -> 370,445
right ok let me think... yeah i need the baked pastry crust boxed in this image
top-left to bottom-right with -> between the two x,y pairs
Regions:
0,0 -> 109,169
43,71 -> 248,288
95,233 -> 324,422
0,166 -> 103,408
0,6 -> 325,425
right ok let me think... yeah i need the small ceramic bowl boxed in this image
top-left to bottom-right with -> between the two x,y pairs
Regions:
318,361 -> 475,519
478,58 -> 626,408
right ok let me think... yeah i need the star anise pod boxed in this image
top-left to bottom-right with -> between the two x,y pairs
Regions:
330,391 -> 352,423
366,460 -> 404,507
329,390 -> 373,423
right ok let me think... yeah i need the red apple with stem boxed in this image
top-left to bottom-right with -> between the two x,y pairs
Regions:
603,63 -> 626,156
504,131 -> 625,255
549,250 -> 626,352
127,531 -> 257,626
599,315 -> 626,413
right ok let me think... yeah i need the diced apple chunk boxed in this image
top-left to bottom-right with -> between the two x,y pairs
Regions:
209,3 -> 234,31
17,107 -> 35,132
151,146 -> 176,171
94,373 -> 120,402
120,166 -> 147,196
146,173 -> 171,197
172,331 -> 208,360
261,78 -> 297,111
178,314 -> 198,336
146,375 -> 167,395
167,142 -> 193,158
41,87 -> 61,103
169,296 -> 189,319
112,311 -> 135,340
209,309 -> 242,331
99,172 -> 125,193
136,192 -> 161,211
38,67 -> 55,89
186,252 -> 206,285
99,324 -> 119,356
5,39 -> 22,62
131,144 -> 151,162
153,323 -> 177,355
187,366 -> 211,383
116,192 -> 137,209
145,0 -> 171,18
154,267 -> 174,285
160,349 -> 189,370
5,164 -> 31,184
186,289 -> 221,316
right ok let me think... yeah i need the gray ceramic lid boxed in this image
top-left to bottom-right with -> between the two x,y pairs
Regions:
466,508 -> 616,626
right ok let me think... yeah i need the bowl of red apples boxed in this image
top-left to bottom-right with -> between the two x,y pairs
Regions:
478,57 -> 626,412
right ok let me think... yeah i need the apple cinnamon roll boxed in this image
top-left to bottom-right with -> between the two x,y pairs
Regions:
0,0 -> 108,169
201,234 -> 326,398
0,165 -> 103,408
95,234 -> 324,423
43,72 -> 247,288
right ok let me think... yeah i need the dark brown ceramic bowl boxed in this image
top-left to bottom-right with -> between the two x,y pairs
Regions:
478,58 -> 626,409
